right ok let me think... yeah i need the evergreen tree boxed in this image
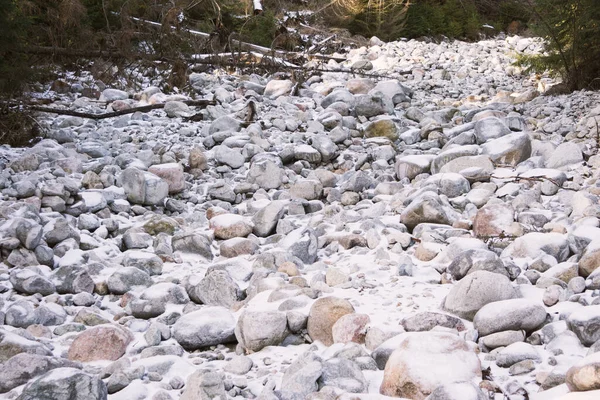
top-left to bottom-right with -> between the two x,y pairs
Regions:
519,0 -> 600,91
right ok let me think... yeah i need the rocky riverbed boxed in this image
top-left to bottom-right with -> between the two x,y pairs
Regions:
1,34 -> 600,400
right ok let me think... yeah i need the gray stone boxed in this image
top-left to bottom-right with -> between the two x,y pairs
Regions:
180,370 -> 226,400
318,358 -> 367,393
0,354 -> 80,394
442,271 -> 519,320
192,270 -> 242,308
224,355 -> 254,375
473,299 -> 547,337
173,307 -> 236,350
10,269 -> 56,296
252,200 -> 286,237
567,305 -> 600,346
120,167 -> 169,206
235,311 -> 288,353
447,249 -> 507,280
17,369 -> 104,400
281,351 -> 323,398
107,267 -> 153,295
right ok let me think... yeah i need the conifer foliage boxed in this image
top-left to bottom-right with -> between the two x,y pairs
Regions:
519,0 -> 600,91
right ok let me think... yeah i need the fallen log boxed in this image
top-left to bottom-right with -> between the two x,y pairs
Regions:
30,100 -> 215,120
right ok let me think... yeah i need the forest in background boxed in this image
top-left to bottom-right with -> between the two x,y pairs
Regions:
0,0 -> 599,105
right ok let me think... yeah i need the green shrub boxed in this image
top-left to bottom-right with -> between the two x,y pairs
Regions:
401,0 -> 480,40
516,0 -> 600,91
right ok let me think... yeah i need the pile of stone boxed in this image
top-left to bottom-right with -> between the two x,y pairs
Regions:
1,34 -> 600,400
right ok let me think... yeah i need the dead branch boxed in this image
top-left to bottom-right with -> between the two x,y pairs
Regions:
30,100 -> 215,120
490,174 -> 577,191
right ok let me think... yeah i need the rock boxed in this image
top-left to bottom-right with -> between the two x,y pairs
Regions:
290,179 -> 323,200
180,370 -> 227,400
495,342 -> 541,367
122,251 -> 163,275
566,352 -> 600,392
210,214 -> 253,240
173,307 -> 236,350
220,238 -> 258,258
308,297 -> 355,346
279,227 -> 318,264
380,332 -> 481,399
480,330 -> 525,349
10,269 -> 56,296
209,115 -> 241,134
400,192 -> 460,231
364,118 -> 399,141
501,232 -> 570,262
294,144 -> 322,164
425,382 -> 487,400
447,249 -> 507,280
474,117 -> 511,144
107,267 -> 153,295
567,305 -> 600,346
235,311 -> 288,353
252,200 -> 286,237
578,239 -> 600,277
401,312 -> 466,332
0,328 -> 52,362
247,158 -> 284,190
481,131 -> 531,167
147,163 -> 185,194
68,325 -> 133,362
214,145 -> 245,169
425,173 -> 470,198
192,270 -> 242,308
395,155 -> 434,180
546,141 -> 583,169
224,356 -> 253,375
332,313 -> 370,344
318,358 -> 368,393
442,271 -> 519,320
264,79 -> 293,99
172,232 -> 213,260
163,101 -> 193,118
473,299 -> 547,337
17,368 -> 107,400
100,88 -> 128,101
120,167 -> 169,206
0,354 -> 80,393
281,351 -> 323,398
355,92 -> 394,117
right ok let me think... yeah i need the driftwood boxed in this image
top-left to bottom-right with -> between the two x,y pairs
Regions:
30,100 -> 215,120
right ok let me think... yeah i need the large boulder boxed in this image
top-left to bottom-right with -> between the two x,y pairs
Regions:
120,167 -> 169,206
0,354 -> 79,394
17,368 -> 107,400
567,305 -> 600,346
395,155 -> 434,180
481,131 -> 531,167
173,307 -> 236,350
566,352 -> 600,392
442,271 -> 519,320
210,214 -> 253,240
380,332 -> 481,399
473,299 -> 547,337
147,163 -> 185,194
67,325 -> 133,362
308,297 -> 355,346
400,192 -> 460,231
235,311 -> 288,353
501,232 -> 570,262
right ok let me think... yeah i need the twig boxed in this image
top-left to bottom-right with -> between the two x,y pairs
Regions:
490,174 -> 577,191
30,100 -> 215,120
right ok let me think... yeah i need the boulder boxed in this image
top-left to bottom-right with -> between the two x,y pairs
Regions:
442,271 -> 519,320
68,325 -> 133,362
308,297 -> 355,346
380,332 -> 481,399
473,299 -> 547,337
173,307 -> 236,350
